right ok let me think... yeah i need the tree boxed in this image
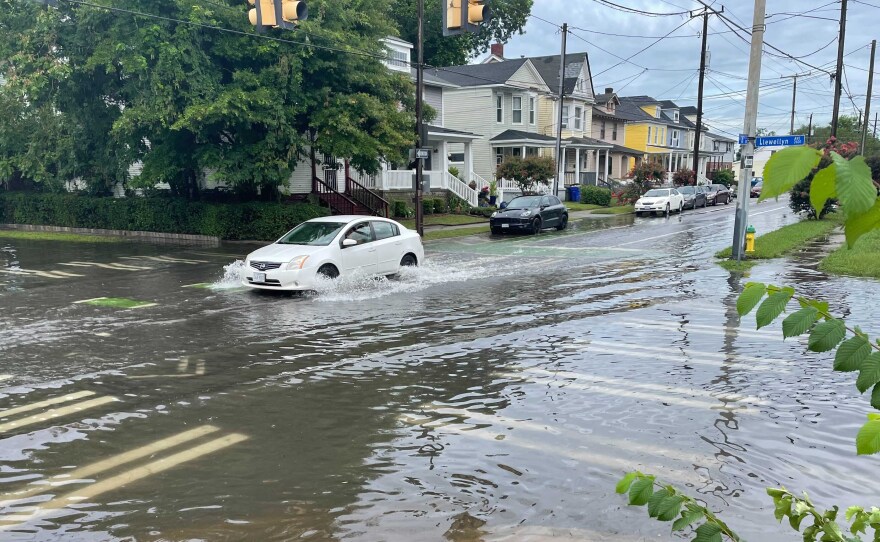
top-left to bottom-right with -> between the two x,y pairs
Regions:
712,169 -> 734,188
795,115 -> 880,156
496,155 -> 555,194
672,168 -> 695,186
390,0 -> 533,67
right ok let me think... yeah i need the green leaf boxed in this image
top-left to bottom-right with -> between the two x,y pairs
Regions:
872,384 -> 880,410
845,199 -> 880,248
756,290 -> 794,329
648,488 -> 670,518
628,476 -> 654,506
790,512 -> 808,531
808,319 -> 847,353
832,153 -> 876,218
693,522 -> 723,542
616,472 -> 638,494
767,488 -> 787,499
846,506 -> 865,522
810,165 -> 838,217
856,418 -> 880,455
776,496 -> 793,521
673,509 -> 704,531
783,307 -> 820,338
760,146 -> 822,200
834,335 -> 873,372
737,283 -> 767,316
856,353 -> 880,393
658,495 -> 686,522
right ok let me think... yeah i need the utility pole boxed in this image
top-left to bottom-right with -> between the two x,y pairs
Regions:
831,0 -> 848,138
808,113 -> 813,144
553,23 -> 568,198
731,0 -> 766,261
781,72 -> 810,135
414,0 -> 424,237
691,9 -> 709,181
861,39 -> 876,154
874,112 -> 878,139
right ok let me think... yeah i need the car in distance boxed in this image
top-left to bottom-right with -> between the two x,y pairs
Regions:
634,188 -> 685,217
490,195 -> 568,234
750,181 -> 763,198
705,184 -> 731,205
243,216 -> 424,291
677,185 -> 708,210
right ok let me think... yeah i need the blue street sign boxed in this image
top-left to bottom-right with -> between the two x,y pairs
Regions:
737,134 -> 805,147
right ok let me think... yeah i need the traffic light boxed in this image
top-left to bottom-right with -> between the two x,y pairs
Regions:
248,0 -> 307,31
443,0 -> 491,36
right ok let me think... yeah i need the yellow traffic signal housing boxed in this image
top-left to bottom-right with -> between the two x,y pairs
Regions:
248,0 -> 307,30
467,0 -> 490,25
443,0 -> 490,36
444,0 -> 462,33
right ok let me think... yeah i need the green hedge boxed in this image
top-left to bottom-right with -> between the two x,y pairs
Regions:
0,192 -> 330,241
580,185 -> 612,206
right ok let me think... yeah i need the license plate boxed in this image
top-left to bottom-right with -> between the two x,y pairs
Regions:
253,272 -> 266,283
501,224 -> 510,228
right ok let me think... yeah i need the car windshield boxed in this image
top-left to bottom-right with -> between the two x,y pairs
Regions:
277,221 -> 346,246
643,189 -> 670,197
677,186 -> 695,194
507,196 -> 543,208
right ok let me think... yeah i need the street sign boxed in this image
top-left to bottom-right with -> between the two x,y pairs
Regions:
738,134 -> 805,147
743,155 -> 754,168
414,148 -> 430,160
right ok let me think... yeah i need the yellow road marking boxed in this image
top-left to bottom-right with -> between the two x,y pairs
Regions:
0,391 -> 95,420
0,396 -> 118,433
2,426 -> 221,502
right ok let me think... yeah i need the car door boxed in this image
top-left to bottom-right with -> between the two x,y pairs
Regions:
549,196 -> 564,223
371,220 -> 401,275
339,221 -> 378,276
539,196 -> 556,225
672,189 -> 683,209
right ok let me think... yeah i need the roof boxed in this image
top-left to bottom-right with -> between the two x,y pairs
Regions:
609,143 -> 646,156
431,58 -> 529,87
490,129 -> 557,143
594,92 -> 616,105
707,132 -> 736,142
619,96 -> 699,130
427,125 -> 482,138
680,106 -> 698,116
621,95 -> 662,105
566,136 -> 613,148
526,53 -> 591,95
417,68 -> 460,88
615,99 -> 657,122
658,100 -> 679,110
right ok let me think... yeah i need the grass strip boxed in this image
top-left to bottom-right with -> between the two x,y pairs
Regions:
592,205 -> 635,215
0,230 -> 123,243
565,202 -> 603,211
423,225 -> 490,241
716,216 -> 840,260
819,228 -> 880,279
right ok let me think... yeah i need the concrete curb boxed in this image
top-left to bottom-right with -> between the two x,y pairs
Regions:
0,224 -> 221,246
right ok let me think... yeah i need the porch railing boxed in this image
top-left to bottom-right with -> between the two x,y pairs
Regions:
443,171 -> 478,207
471,171 -> 490,190
313,176 -> 359,216
383,170 -> 415,190
347,176 -> 389,217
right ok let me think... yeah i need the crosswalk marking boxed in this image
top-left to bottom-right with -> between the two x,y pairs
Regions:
121,255 -> 208,265
624,318 -> 780,337
0,391 -> 96,420
0,396 -> 118,433
583,339 -> 794,366
0,268 -> 85,279
618,320 -> 780,340
1,426 -> 221,503
128,357 -> 205,379
59,261 -> 151,271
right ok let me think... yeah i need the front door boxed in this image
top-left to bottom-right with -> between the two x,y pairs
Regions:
340,221 -> 378,276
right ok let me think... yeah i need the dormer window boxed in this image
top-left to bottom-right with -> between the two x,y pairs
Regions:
673,111 -> 680,122
655,108 -> 661,118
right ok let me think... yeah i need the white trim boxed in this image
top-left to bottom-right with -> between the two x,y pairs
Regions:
528,95 -> 536,125
495,94 -> 503,124
512,95 -> 523,125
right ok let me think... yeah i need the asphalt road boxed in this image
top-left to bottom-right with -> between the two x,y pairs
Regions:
2,196 -> 868,542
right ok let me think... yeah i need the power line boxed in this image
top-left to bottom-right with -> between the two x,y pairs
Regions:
591,18 -> 694,78
590,0 -> 690,17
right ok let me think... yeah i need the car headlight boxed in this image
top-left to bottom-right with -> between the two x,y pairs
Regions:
286,255 -> 309,270
521,210 -> 532,217
491,211 -> 497,218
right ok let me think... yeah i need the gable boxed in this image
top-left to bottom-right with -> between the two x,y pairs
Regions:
507,60 -> 550,92
572,57 -> 595,101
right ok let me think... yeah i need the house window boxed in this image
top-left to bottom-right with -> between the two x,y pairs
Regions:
574,106 -> 582,130
647,126 -> 652,145
387,49 -> 408,68
600,121 -> 606,139
512,96 -> 523,124
672,129 -> 680,147
561,105 -> 569,128
496,149 -> 504,165
529,96 -> 535,124
612,122 -> 618,141
673,111 -> 680,122
654,126 -> 659,144
496,95 -> 503,123
655,108 -> 661,118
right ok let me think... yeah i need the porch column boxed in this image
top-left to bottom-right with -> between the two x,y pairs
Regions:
604,149 -> 610,181
440,140 -> 449,180
575,148 -> 581,185
464,141 -> 474,185
522,145 -> 527,158
594,149 -> 599,181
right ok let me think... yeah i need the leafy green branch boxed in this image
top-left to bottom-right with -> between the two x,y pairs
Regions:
616,471 -> 742,542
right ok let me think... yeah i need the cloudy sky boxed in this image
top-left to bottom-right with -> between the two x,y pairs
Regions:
498,0 -> 875,139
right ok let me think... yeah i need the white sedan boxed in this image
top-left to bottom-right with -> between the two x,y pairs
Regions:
634,188 -> 685,217
243,216 -> 424,291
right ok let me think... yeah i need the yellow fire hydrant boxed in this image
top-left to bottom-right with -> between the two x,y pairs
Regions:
745,225 -> 756,253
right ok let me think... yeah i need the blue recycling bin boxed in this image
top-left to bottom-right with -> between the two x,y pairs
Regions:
567,185 -> 581,203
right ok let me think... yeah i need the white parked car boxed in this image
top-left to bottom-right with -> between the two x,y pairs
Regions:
634,188 -> 685,217
243,216 -> 424,291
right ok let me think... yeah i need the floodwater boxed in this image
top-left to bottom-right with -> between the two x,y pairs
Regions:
0,198 -> 877,541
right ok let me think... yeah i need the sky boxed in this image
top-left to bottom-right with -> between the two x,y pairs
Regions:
497,0 -> 876,140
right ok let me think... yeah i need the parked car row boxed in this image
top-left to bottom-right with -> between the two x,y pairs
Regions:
634,184 -> 733,217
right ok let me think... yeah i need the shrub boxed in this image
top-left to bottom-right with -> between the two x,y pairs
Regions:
432,198 -> 446,214
712,169 -> 735,187
790,177 -> 835,219
496,156 -> 556,194
422,198 -> 434,215
580,185 -> 612,206
445,192 -> 469,214
391,200 -> 411,218
672,168 -> 696,186
468,206 -> 496,218
0,192 -> 329,241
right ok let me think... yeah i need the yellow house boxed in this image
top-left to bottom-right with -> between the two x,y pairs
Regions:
619,96 -> 697,176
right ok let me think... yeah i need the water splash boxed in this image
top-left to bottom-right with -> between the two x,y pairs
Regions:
211,260 -> 247,290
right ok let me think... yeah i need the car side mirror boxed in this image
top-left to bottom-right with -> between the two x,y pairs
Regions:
540,205 -> 548,210
342,239 -> 358,248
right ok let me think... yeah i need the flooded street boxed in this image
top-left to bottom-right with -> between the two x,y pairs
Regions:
0,198 -> 876,541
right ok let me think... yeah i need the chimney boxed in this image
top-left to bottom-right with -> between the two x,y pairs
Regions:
605,87 -> 613,95
491,42 -> 504,59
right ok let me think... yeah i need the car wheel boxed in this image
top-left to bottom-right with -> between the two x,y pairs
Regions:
665,204 -> 671,218
725,196 -> 730,205
531,217 -> 542,234
555,214 -> 568,231
317,264 -> 339,279
703,198 -> 707,208
678,203 -> 683,214
400,254 -> 418,268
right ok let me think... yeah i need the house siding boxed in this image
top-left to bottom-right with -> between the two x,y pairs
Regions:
424,85 -> 443,126
443,87 -> 497,181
